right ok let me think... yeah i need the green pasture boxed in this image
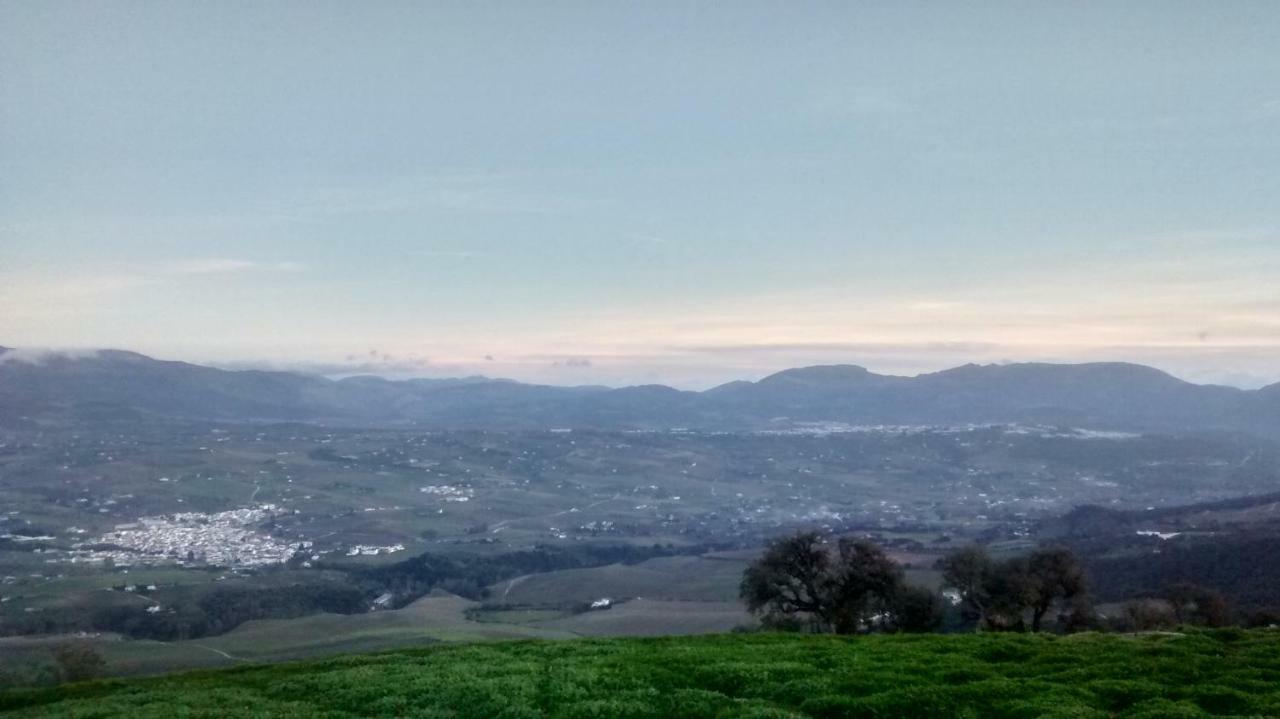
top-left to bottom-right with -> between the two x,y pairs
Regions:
4,630 -> 1279,717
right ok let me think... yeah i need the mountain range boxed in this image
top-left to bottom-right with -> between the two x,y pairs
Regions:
2,346 -> 1277,435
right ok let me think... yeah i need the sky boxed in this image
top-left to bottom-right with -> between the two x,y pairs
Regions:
2,1 -> 1278,389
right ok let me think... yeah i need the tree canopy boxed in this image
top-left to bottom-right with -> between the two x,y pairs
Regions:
940,545 -> 1090,632
740,532 -> 939,633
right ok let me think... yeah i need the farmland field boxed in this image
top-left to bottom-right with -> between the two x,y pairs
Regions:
0,592 -> 574,680
3,630 -> 1279,718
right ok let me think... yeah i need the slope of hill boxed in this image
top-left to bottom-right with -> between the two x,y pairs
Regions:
1039,490 -> 1280,608
2,347 -> 1277,435
3,631 -> 1278,717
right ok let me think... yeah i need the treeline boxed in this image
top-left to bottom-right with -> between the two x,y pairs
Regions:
94,583 -> 367,640
740,536 -> 1090,635
350,542 -> 706,607
740,531 -> 1280,635
0,580 -> 365,641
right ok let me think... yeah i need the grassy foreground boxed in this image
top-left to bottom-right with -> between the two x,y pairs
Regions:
3,631 -> 1279,718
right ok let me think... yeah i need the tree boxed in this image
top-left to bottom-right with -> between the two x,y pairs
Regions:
939,546 -> 994,627
1060,593 -> 1097,633
740,532 -> 927,634
889,583 -> 944,633
982,557 -> 1037,631
1165,582 -> 1231,627
1124,599 -> 1177,631
1245,608 -> 1280,628
740,532 -> 835,631
1026,548 -> 1088,632
52,641 -> 104,683
828,538 -> 905,633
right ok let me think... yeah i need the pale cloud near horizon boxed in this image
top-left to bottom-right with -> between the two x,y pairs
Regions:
2,234 -> 1277,389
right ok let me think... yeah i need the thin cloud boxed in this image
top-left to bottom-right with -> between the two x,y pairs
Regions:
0,347 -> 103,365
672,341 -> 1003,356
412,250 -> 488,260
0,259 -> 305,327
163,259 -> 306,276
220,354 -> 439,377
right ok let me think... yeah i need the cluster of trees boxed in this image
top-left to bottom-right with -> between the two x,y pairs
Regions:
0,581 -> 366,641
87,581 -> 368,641
742,530 -> 1280,635
1121,581 -> 1234,631
940,546 -> 1089,632
739,532 -> 942,633
741,533 -> 1089,634
0,641 -> 106,688
51,642 -> 105,683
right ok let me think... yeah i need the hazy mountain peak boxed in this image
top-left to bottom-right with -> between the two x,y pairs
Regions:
757,364 -> 878,385
704,379 -> 755,394
609,384 -> 690,396
924,361 -> 1189,385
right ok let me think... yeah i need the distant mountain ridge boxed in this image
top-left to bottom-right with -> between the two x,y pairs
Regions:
1,346 -> 1277,434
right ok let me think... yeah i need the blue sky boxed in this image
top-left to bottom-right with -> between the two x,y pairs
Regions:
2,2 -> 1278,388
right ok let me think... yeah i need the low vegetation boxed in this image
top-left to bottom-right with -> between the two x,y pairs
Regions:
4,630 -> 1279,718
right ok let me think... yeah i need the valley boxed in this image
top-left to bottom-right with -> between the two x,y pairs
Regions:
3,411 -> 1278,681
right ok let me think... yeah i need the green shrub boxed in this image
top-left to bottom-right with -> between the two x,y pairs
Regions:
1174,684 -> 1259,715
1123,698 -> 1210,718
1084,679 -> 1164,711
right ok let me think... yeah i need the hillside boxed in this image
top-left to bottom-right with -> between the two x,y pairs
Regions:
2,347 -> 1277,435
3,631 -> 1279,717
1037,491 -> 1280,610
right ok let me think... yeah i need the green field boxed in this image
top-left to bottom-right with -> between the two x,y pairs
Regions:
0,593 -> 575,680
489,555 -> 751,604
4,630 -> 1279,718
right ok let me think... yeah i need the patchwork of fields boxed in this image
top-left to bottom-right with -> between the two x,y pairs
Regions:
4,630 -> 1279,718
0,572 -> 750,681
